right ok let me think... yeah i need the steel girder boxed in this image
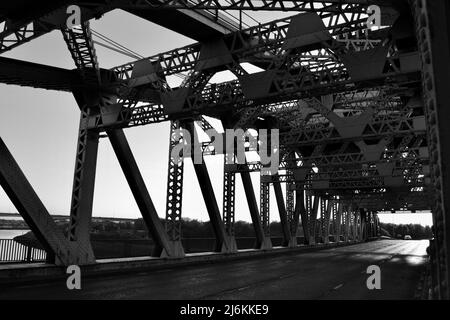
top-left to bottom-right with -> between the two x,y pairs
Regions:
110,0 -> 369,13
64,21 -> 103,262
411,0 -> 450,299
0,0 -> 372,54
164,120 -> 186,255
0,56 -> 83,91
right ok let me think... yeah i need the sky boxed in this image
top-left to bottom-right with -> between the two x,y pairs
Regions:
378,212 -> 433,226
0,9 -> 433,227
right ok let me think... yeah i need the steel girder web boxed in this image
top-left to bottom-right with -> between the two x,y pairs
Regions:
164,120 -> 187,257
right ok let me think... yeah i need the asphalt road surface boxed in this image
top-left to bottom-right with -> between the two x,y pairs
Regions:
0,240 -> 429,300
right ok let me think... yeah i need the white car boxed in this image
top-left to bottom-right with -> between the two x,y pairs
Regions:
404,235 -> 412,240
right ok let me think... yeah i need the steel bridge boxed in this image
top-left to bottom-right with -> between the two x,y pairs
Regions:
0,0 -> 448,299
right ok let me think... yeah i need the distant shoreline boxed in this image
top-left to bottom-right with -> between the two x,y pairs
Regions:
0,212 -> 136,222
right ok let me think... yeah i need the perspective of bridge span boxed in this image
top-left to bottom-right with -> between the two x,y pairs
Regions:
0,0 -> 449,300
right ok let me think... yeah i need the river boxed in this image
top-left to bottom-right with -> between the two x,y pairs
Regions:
0,229 -> 29,240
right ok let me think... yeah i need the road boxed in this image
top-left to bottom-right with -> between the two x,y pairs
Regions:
0,240 -> 429,300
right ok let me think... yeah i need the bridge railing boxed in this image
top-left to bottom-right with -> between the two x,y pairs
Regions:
0,239 -> 47,263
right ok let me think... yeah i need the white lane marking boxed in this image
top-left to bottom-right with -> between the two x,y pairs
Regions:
333,284 -> 344,290
238,285 -> 251,291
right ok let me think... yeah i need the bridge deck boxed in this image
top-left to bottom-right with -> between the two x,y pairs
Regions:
0,240 -> 429,300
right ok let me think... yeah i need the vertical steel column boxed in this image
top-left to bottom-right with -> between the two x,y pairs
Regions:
223,167 -> 238,252
322,199 -> 332,244
308,195 -> 319,245
260,180 -> 272,250
289,183 -> 301,247
350,210 -> 355,241
411,0 -> 450,298
344,204 -> 350,242
305,192 -> 313,244
286,182 -> 295,232
273,180 -> 291,247
297,189 -> 309,245
319,198 -> 326,243
223,169 -> 235,237
221,124 -> 238,252
355,209 -> 361,241
374,213 -> 380,237
360,209 -> 367,241
107,128 -> 176,257
163,120 -> 186,257
68,108 -> 99,262
335,202 -> 343,242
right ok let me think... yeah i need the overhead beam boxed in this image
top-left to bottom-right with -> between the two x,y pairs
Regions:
0,56 -> 82,91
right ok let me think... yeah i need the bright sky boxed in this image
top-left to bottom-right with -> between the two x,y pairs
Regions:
378,212 -> 433,227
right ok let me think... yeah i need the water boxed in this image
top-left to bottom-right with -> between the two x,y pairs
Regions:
0,229 -> 29,240
0,216 -> 23,221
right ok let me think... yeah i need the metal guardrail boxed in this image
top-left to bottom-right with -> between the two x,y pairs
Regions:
0,239 -> 47,263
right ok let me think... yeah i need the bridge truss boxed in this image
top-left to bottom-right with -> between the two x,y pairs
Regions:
0,0 -> 449,298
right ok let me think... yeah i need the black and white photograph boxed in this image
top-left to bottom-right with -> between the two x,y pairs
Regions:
0,0 -> 449,308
